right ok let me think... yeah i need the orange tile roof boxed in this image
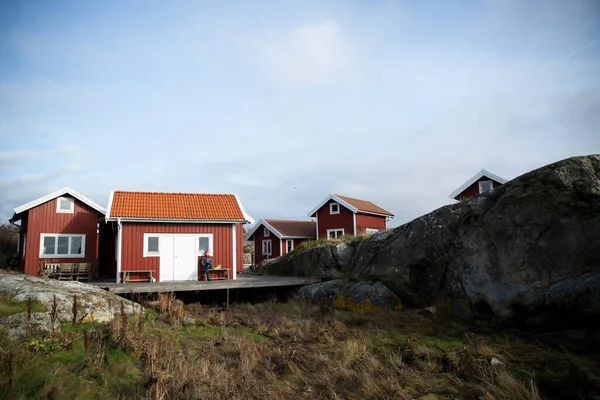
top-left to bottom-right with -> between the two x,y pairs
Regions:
265,219 -> 316,238
109,191 -> 245,220
335,194 -> 393,217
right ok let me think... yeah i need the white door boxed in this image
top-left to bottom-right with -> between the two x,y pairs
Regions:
173,236 -> 197,281
160,236 -> 175,281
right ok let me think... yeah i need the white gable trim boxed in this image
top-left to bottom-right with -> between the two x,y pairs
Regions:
307,194 -> 358,217
105,190 -> 115,220
245,219 -> 283,240
13,187 -> 106,216
449,169 -> 508,199
234,194 -> 255,225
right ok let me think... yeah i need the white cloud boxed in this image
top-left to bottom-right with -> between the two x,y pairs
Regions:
259,20 -> 360,87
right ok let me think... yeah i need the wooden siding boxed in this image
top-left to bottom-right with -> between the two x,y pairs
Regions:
21,197 -> 101,276
455,178 -> 503,201
120,222 -> 242,281
252,224 -> 281,264
315,201 -> 354,239
355,213 -> 387,235
281,238 -> 309,255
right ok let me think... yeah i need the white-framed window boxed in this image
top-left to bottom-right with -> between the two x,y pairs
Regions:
144,234 -> 160,257
365,228 -> 379,235
40,234 -> 85,258
327,229 -> 344,239
56,197 -> 74,214
286,239 -> 294,253
329,202 -> 340,215
23,234 -> 27,258
262,239 -> 272,255
263,228 -> 270,237
197,234 -> 213,256
478,180 -> 494,194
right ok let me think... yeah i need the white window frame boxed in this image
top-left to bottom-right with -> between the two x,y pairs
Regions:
39,233 -> 86,258
478,180 -> 494,194
263,228 -> 270,237
196,234 -> 213,256
56,197 -> 75,214
365,228 -> 379,235
326,229 -> 344,239
329,202 -> 340,215
286,239 -> 294,253
143,234 -> 161,257
262,239 -> 272,255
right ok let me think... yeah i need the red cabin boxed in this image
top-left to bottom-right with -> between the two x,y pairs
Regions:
104,191 -> 252,282
449,169 -> 507,201
9,187 -> 106,276
245,219 -> 316,264
307,194 -> 393,239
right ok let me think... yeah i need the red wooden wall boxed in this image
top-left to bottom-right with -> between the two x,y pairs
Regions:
355,213 -> 387,235
252,225 -> 281,264
281,238 -> 310,255
119,222 -> 242,281
20,197 -> 101,276
455,178 -> 503,201
315,201 -> 354,239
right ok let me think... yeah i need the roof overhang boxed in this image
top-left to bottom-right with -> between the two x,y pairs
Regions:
10,187 -> 106,223
105,217 -> 247,224
449,169 -> 508,199
307,194 -> 358,217
245,219 -> 283,240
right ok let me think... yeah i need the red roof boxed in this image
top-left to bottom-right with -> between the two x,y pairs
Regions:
335,194 -> 393,217
109,191 -> 245,220
264,219 -> 316,238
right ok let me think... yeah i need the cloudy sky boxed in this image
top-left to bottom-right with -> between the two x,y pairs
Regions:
1,0 -> 599,227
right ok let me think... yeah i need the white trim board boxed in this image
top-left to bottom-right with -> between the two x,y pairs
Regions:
449,169 -> 508,199
234,194 -> 254,225
307,193 -> 393,218
13,187 -> 106,217
105,217 -> 247,224
245,219 -> 283,240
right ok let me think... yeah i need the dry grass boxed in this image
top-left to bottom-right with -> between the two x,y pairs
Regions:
0,295 -> 598,399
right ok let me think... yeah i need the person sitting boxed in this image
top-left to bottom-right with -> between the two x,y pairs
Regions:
201,250 -> 213,281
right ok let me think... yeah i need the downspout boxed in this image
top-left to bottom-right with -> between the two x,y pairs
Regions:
116,218 -> 122,283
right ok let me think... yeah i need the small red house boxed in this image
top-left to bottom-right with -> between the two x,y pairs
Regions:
245,219 -> 316,264
307,194 -> 393,239
104,191 -> 252,282
449,169 -> 507,201
9,187 -> 107,276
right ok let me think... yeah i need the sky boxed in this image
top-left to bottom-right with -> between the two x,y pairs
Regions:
1,0 -> 599,228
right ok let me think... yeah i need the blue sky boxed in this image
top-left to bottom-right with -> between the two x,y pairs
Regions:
1,0 -> 599,227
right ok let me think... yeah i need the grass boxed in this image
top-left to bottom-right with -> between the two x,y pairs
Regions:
0,293 -> 47,317
0,294 -> 598,399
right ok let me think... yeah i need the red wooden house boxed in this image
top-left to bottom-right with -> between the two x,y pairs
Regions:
449,169 -> 507,201
245,219 -> 316,264
104,191 -> 252,282
9,187 -> 107,276
307,194 -> 393,239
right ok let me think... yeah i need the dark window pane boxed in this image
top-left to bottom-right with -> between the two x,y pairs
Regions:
71,237 -> 82,255
199,237 -> 209,252
148,237 -> 159,252
57,237 -> 69,254
43,237 -> 55,255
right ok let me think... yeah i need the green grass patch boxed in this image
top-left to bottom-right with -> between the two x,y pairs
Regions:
0,295 -> 47,316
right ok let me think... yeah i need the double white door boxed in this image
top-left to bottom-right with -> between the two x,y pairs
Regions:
159,236 -> 197,281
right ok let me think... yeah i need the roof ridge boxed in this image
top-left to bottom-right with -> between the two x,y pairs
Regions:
114,191 -> 236,196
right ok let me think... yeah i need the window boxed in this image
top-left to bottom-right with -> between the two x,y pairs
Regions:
144,235 -> 160,257
40,234 -> 85,258
478,180 -> 494,194
197,235 -> 213,255
56,197 -> 74,214
286,239 -> 294,253
365,228 -> 379,235
329,203 -> 340,215
263,228 -> 270,237
262,240 -> 272,255
327,229 -> 344,239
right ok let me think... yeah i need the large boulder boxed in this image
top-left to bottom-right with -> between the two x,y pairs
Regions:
297,279 -> 402,313
267,155 -> 600,330
0,273 -> 142,339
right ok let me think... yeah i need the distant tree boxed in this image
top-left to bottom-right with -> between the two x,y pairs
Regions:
0,219 -> 19,268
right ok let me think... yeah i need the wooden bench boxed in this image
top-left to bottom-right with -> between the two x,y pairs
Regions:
122,270 -> 154,283
204,268 -> 230,281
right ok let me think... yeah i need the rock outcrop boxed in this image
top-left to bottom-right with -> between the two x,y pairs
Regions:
0,272 -> 142,339
264,155 -> 600,330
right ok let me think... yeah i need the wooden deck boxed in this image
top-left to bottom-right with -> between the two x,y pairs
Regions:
90,273 -> 322,294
